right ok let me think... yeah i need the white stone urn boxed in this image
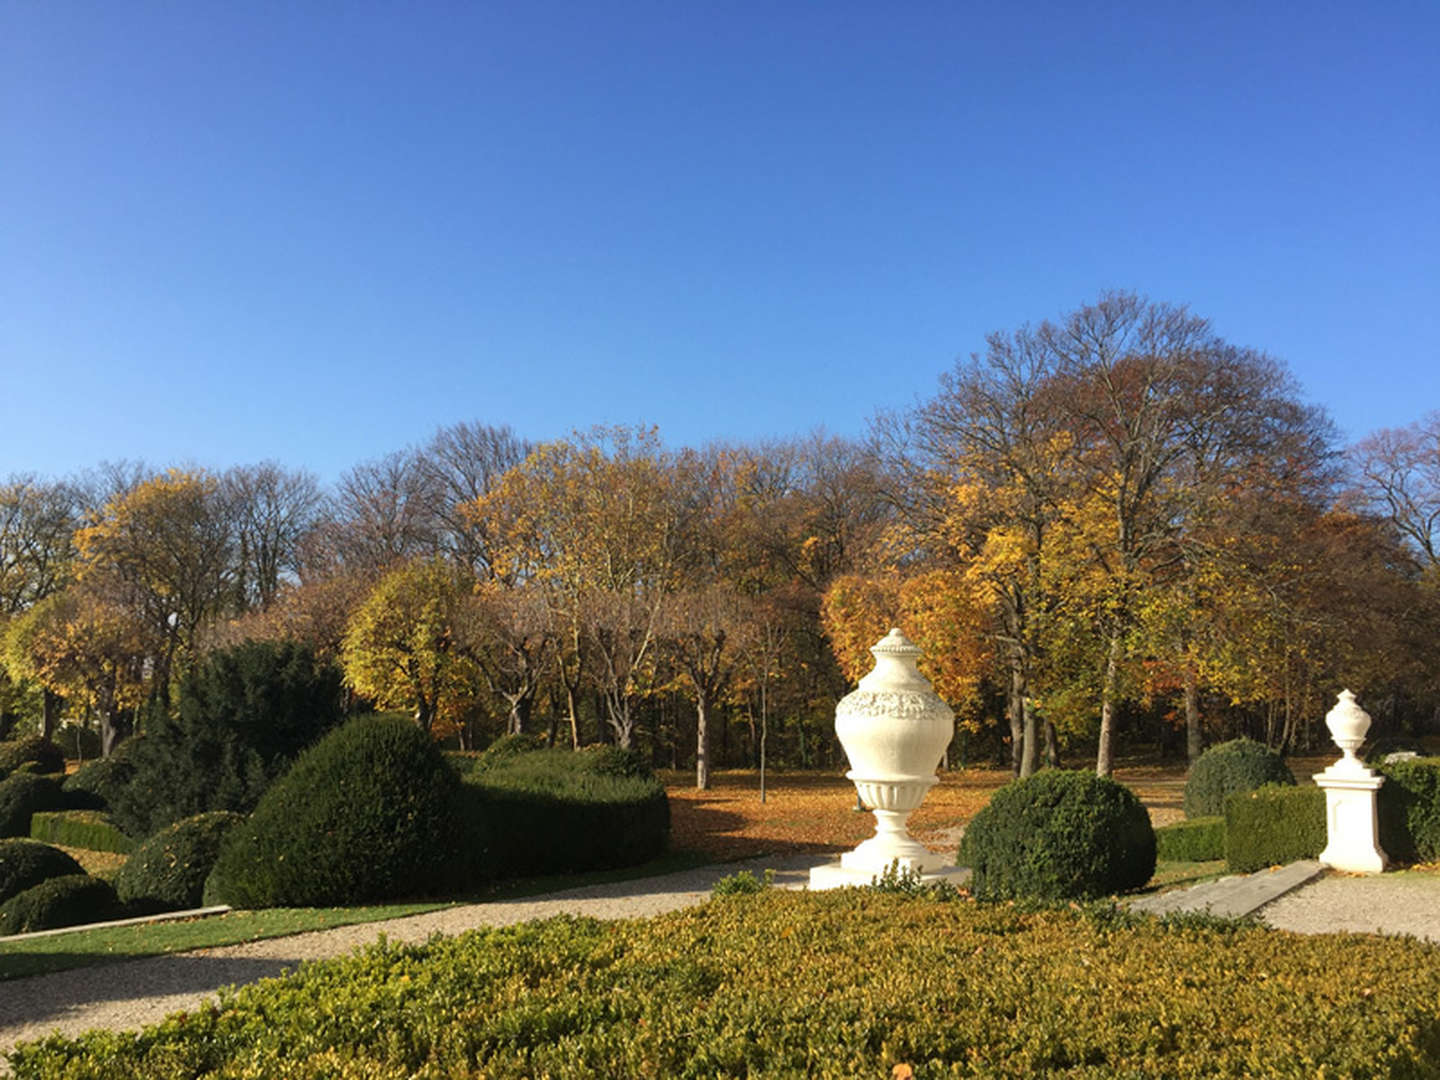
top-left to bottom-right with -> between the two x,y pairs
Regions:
1325,689 -> 1372,772
809,628 -> 958,888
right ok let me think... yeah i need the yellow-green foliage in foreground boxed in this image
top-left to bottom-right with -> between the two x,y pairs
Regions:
10,891 -> 1440,1078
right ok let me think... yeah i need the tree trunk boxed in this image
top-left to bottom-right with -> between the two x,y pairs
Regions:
1184,663 -> 1202,763
41,689 -> 60,742
1043,719 -> 1060,768
1007,663 -> 1025,777
1095,632 -> 1121,777
565,684 -> 581,748
1020,695 -> 1039,778
415,697 -> 435,733
695,690 -> 711,790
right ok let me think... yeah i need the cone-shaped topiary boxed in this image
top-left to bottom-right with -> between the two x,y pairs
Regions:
205,715 -> 461,908
1183,738 -> 1295,819
0,839 -> 84,904
114,811 -> 244,912
958,770 -> 1156,901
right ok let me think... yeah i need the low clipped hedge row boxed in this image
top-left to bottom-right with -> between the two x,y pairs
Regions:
1154,816 -> 1224,862
11,891 -> 1440,1078
1378,756 -> 1440,864
29,810 -> 136,855
1225,784 -> 1326,872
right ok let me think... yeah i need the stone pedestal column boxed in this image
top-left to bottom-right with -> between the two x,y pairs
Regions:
809,629 -> 970,890
1313,690 -> 1388,874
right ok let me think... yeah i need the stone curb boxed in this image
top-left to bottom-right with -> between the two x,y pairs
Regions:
1,905 -> 232,944
1129,860 -> 1325,919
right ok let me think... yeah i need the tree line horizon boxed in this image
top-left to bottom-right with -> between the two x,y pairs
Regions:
3,292 -> 1437,787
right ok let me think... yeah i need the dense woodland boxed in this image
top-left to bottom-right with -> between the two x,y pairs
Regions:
2,295 -> 1437,786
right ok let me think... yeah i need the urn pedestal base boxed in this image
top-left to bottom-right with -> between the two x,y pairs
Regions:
1314,764 -> 1388,875
808,860 -> 971,891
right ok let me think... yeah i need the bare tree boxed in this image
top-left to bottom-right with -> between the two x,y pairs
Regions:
1352,412 -> 1440,571
223,462 -> 324,611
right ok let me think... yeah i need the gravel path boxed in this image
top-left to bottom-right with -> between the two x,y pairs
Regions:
3,857 -> 1438,1065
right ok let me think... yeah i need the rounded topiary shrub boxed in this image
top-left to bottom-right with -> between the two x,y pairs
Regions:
1183,738 -> 1295,819
0,874 -> 119,935
115,811 -> 244,913
0,737 -> 66,781
62,754 -> 137,812
0,839 -> 85,904
958,770 -> 1156,901
0,773 -> 66,838
206,716 -> 461,908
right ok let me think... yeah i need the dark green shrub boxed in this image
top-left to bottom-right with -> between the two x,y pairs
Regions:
0,773 -> 65,838
0,874 -> 119,935
711,869 -> 774,896
1183,738 -> 1295,818
115,811 -> 244,912
958,770 -> 1155,901
577,743 -> 654,779
1154,816 -> 1225,862
0,838 -> 84,904
110,641 -> 345,838
0,736 -> 65,780
53,723 -> 103,761
29,810 -> 135,854
1224,784 -> 1326,872
1377,756 -> 1440,863
206,716 -> 461,908
62,754 -> 136,811
451,747 -> 669,887
474,732 -> 549,766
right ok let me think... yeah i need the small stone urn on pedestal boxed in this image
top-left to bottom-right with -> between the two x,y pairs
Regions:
1314,690 -> 1388,874
809,629 -> 969,890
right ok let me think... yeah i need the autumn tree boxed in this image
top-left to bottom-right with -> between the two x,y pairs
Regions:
4,586 -> 154,754
74,469 -> 236,711
1352,411 -> 1440,573
341,557 -> 480,733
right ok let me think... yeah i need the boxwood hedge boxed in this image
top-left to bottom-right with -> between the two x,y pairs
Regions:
9,891 -> 1440,1077
0,773 -> 66,839
1183,738 -> 1295,818
1377,756 -> 1440,864
205,716 -> 461,908
115,811 -> 244,912
0,737 -> 65,781
0,839 -> 84,905
28,810 -> 135,855
1224,783 -> 1326,872
1154,816 -> 1225,862
0,873 -> 118,936
958,769 -> 1155,900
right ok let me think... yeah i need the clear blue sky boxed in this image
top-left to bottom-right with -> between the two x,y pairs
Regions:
3,3 -> 1436,484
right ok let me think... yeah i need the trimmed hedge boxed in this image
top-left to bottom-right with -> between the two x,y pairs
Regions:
61,754 -> 136,812
958,770 -> 1156,901
1377,756 -> 1440,864
452,747 -> 669,886
0,874 -> 119,936
1183,738 -> 1295,819
1154,816 -> 1225,862
0,773 -> 65,838
116,811 -> 244,912
205,716 -> 461,908
0,839 -> 84,904
11,891 -> 1440,1077
0,737 -> 65,781
1225,784 -> 1326,873
28,810 -> 135,855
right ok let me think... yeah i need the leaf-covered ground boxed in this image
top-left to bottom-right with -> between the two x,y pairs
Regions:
663,754 -> 1338,861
